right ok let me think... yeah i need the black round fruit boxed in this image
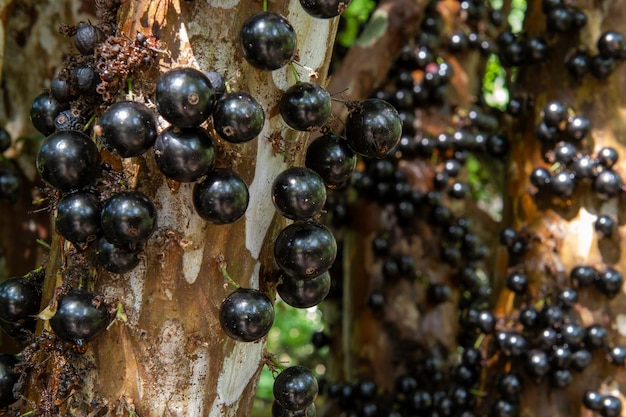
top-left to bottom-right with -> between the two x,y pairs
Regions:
273,365 -> 318,411
94,237 -> 141,274
305,134 -> 356,187
0,128 -> 11,153
213,92 -> 265,143
272,167 -> 327,220
279,82 -> 331,131
73,66 -> 99,96
156,67 -> 216,128
219,288 -> 274,342
50,289 -> 109,346
154,126 -> 216,182
276,271 -> 330,308
0,354 -> 19,407
593,169 -> 623,199
239,12 -> 297,71
0,165 -> 21,203
0,277 -> 41,324
274,221 -> 337,280
193,168 -> 249,224
299,0 -> 351,18
595,267 -> 623,298
36,130 -> 100,192
101,191 -> 157,246
98,101 -> 158,157
30,92 -> 69,136
345,99 -> 403,158
55,191 -> 102,248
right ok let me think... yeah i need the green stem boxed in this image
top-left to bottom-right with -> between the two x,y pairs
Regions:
263,0 -> 267,11
36,239 -> 51,250
83,113 -> 97,132
220,266 -> 240,289
127,77 -> 134,97
268,354 -> 287,373
473,333 -> 485,349
20,412 -> 34,417
289,62 -> 300,83
116,303 -> 128,322
23,265 -> 44,279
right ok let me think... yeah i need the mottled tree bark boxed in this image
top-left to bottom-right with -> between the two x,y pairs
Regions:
3,0 -> 338,416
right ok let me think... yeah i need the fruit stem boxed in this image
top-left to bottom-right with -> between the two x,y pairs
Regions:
83,113 -> 97,132
263,0 -> 267,11
289,62 -> 301,83
549,162 -> 561,172
469,389 -> 487,397
19,411 -> 34,417
127,76 -> 134,99
220,266 -> 240,289
23,265 -> 44,279
473,333 -> 485,349
116,303 -> 128,323
36,239 -> 51,250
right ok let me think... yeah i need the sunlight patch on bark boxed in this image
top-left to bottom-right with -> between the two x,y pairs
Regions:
208,341 -> 264,417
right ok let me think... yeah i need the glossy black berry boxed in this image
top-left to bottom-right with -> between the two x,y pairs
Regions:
74,22 -> 104,55
345,99 -> 402,158
299,0 -> 351,18
30,92 -> 69,136
497,373 -> 522,402
204,71 -> 226,99
274,221 -> 337,280
523,349 -> 550,378
565,116 -> 591,141
154,127 -> 216,182
305,134 -> 356,188
550,170 -> 576,199
583,390 -> 604,411
608,345 -> 626,366
0,355 -> 19,407
590,55 -> 616,79
551,369 -> 573,388
595,267 -> 623,298
557,288 -> 578,309
50,289 -> 109,346
566,51 -> 590,78
601,396 -> 623,417
280,82 -> 331,131
570,349 -> 592,371
491,399 -> 519,417
50,76 -> 73,103
593,169 -> 623,199
530,167 -> 551,190
542,101 -> 568,128
98,101 -> 158,157
36,130 -> 99,192
156,67 -> 216,128
597,31 -> 626,60
213,92 -> 265,143
55,191 -> 102,248
0,165 -> 21,203
273,366 -> 318,411
272,167 -> 327,220
597,147 -> 619,168
277,271 -> 330,308
94,237 -> 141,274
570,265 -> 597,287
101,191 -> 157,246
506,272 -> 528,294
240,12 -> 297,71
585,324 -> 607,349
219,288 -> 274,342
193,168 -> 249,224
0,128 -> 10,153
595,214 -> 616,237
0,277 -> 41,324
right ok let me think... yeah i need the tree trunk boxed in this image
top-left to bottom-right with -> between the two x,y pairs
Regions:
4,1 -> 338,416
